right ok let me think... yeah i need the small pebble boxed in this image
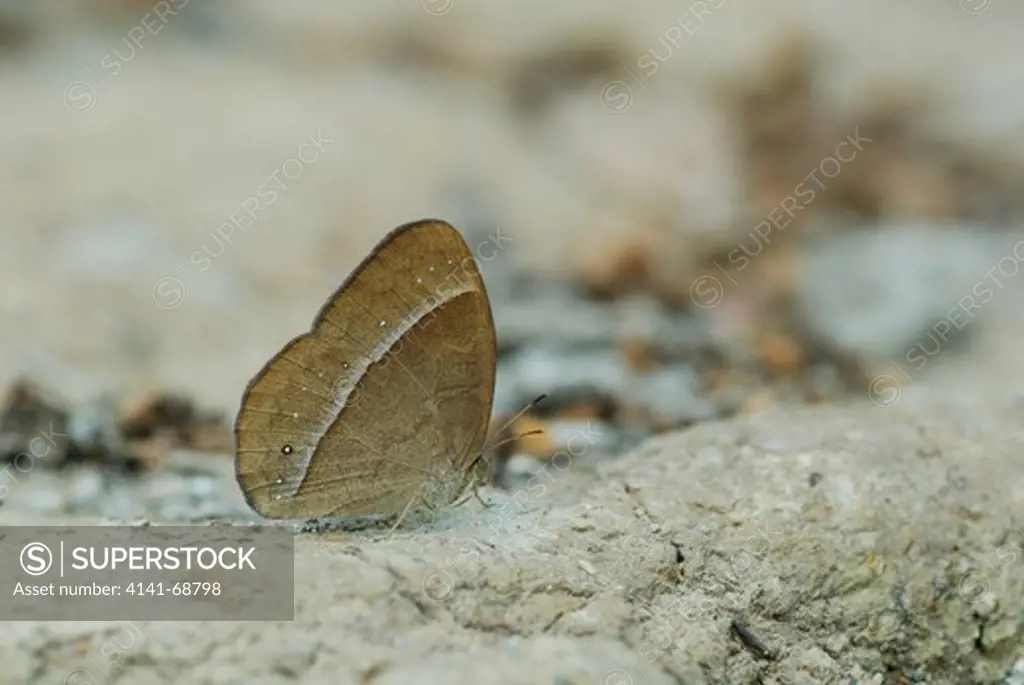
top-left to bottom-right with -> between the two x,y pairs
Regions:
571,519 -> 594,533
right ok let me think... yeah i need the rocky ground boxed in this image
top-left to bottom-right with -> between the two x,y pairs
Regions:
1,1 -> 1023,684
5,386 -> 1024,684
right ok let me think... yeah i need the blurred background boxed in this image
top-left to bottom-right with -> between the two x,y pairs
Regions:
1,0 -> 1024,518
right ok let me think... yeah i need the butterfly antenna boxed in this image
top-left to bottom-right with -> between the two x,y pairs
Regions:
486,429 -> 543,454
484,393 -> 547,452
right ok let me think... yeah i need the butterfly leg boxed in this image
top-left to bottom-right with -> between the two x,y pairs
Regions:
389,497 -> 418,535
452,484 -> 492,508
473,486 -> 492,508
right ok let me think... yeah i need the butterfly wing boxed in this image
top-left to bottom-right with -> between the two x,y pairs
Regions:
234,219 -> 497,519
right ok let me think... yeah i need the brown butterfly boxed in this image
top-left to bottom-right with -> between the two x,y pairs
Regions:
234,219 -> 536,525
